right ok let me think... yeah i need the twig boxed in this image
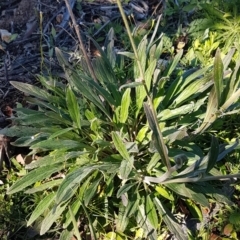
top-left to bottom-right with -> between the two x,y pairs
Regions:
64,0 -> 98,83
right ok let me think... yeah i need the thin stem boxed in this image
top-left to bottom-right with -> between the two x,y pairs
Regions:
116,1 -> 148,93
64,0 -> 98,83
116,0 -> 171,170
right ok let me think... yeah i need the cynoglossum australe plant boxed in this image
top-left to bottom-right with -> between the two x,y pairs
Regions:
1,3 -> 240,240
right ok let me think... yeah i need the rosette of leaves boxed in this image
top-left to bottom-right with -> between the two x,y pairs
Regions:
1,14 -> 240,240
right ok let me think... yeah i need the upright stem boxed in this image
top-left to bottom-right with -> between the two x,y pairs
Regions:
64,0 -> 98,83
116,0 -> 171,170
116,0 -> 149,95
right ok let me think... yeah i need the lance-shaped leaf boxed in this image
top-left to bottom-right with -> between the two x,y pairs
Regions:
7,163 -> 63,194
143,102 -> 171,170
194,87 -> 218,134
154,197 -> 187,240
10,81 -> 52,101
119,88 -> 131,124
40,203 -> 68,235
146,195 -> 158,229
66,87 -> 81,129
27,192 -> 55,226
137,204 -> 157,240
206,136 -> 219,173
56,165 -> 96,205
163,49 -> 183,77
112,132 -> 131,162
214,48 -> 224,107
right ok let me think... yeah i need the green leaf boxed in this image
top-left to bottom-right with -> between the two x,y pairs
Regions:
111,132 -> 131,161
119,88 -> 131,124
166,183 -> 209,206
143,102 -> 171,170
68,206 -> 82,240
194,87 -> 218,134
45,111 -> 72,125
69,72 -> 110,119
119,81 -> 143,91
173,77 -> 212,107
221,88 -> 240,112
137,204 -> 157,240
0,126 -> 39,138
118,51 -> 135,59
154,197 -> 187,240
30,139 -> 93,151
10,81 -> 51,101
225,57 -> 240,102
56,166 -> 96,205
185,199 -> 203,221
7,163 -> 63,194
119,158 -> 134,180
59,229 -> 74,240
164,49 -> 183,77
66,87 -> 81,129
214,49 -> 224,107
14,111 -> 55,126
25,179 -> 63,194
84,174 -> 102,206
163,67 -> 210,107
63,194 -> 82,228
40,203 -> 68,235
55,47 -> 72,68
117,182 -> 137,198
206,136 -> 219,173
155,185 -> 174,201
48,127 -> 74,139
26,151 -> 85,169
135,36 -> 148,116
116,203 -> 129,232
217,140 -> 239,161
146,195 -> 158,229
86,78 -> 117,107
11,134 -> 48,147
222,48 -> 235,71
27,192 -> 55,226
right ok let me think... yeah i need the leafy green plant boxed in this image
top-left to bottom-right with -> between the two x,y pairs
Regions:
188,2 -> 240,52
0,159 -> 43,239
1,1 -> 240,240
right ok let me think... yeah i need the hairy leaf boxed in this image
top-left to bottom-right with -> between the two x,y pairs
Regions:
154,197 -> 187,240
66,87 -> 81,129
7,163 -> 63,194
27,192 -> 55,226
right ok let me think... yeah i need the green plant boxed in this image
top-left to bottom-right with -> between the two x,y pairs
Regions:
0,159 -> 41,239
188,2 -> 240,52
1,2 -> 240,240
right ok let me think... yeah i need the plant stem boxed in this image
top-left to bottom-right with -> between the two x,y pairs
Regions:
64,0 -> 98,83
116,0 -> 171,170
